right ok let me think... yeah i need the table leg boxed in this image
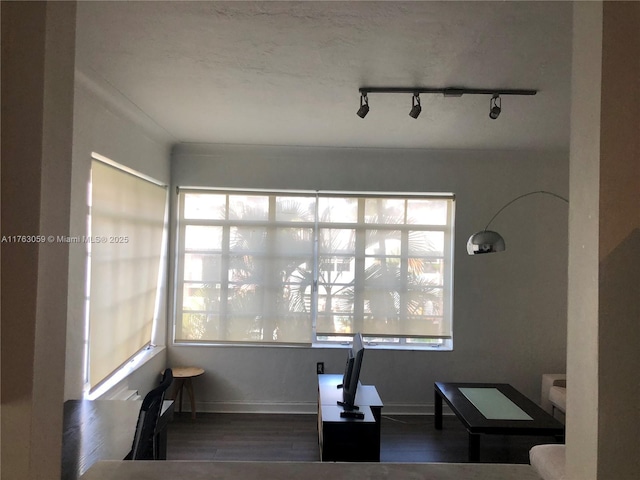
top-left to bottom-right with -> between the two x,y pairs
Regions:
468,433 -> 481,462
434,389 -> 443,430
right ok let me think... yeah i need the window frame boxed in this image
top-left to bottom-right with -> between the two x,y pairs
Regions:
172,188 -> 454,350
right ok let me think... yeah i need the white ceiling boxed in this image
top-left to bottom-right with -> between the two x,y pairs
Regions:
75,1 -> 573,150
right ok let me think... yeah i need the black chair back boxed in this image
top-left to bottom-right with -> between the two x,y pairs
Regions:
127,368 -> 173,460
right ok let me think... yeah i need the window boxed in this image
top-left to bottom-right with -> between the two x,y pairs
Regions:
174,190 -> 454,348
87,156 -> 167,390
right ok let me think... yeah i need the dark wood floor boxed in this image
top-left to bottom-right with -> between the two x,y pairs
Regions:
167,412 -> 562,464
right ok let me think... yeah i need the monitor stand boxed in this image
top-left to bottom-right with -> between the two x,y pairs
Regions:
339,410 -> 365,419
336,401 -> 359,410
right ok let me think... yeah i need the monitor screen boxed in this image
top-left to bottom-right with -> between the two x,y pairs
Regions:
341,349 -> 355,390
338,332 -> 365,411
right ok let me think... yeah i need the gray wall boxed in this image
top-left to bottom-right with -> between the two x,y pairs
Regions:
169,143 -> 569,414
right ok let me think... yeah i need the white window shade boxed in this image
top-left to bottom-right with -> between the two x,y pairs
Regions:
176,192 -> 316,344
175,190 -> 454,346
316,197 -> 454,340
88,160 -> 167,389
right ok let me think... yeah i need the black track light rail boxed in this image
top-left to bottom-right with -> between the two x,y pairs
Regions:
359,87 -> 537,97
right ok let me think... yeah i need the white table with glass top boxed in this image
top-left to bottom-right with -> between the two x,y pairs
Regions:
434,382 -> 565,461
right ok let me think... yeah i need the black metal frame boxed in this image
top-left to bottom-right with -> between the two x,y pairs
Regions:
359,87 -> 537,97
434,381 -> 564,462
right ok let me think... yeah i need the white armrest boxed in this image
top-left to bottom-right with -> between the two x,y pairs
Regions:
541,374 -> 566,414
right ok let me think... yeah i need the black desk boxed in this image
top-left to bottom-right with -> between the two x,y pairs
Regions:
434,382 -> 564,461
317,374 -> 383,462
62,399 -> 174,480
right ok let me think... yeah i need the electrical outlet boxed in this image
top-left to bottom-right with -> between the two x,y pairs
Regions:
316,362 -> 325,374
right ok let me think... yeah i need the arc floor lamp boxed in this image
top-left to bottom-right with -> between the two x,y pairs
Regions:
467,191 -> 569,255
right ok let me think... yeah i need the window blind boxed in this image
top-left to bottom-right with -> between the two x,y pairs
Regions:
175,189 -> 454,345
88,159 -> 167,389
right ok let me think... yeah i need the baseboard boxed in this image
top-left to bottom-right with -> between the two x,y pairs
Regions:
189,401 -> 450,416
192,401 -> 316,414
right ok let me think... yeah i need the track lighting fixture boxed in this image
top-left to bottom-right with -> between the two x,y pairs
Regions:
356,93 -> 370,118
409,94 -> 421,119
489,95 -> 501,120
355,86 -> 536,119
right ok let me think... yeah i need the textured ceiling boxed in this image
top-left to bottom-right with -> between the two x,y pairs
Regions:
75,1 -> 573,150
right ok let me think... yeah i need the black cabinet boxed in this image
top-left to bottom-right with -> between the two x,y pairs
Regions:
317,374 -> 383,462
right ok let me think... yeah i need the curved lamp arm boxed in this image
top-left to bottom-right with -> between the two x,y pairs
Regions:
468,190 -> 569,255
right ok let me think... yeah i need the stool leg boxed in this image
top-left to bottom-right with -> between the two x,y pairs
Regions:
185,378 -> 197,420
172,378 -> 185,414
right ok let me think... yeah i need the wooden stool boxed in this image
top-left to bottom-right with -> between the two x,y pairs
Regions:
171,367 -> 204,420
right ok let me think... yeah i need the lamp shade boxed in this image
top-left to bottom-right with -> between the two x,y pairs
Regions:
466,230 -> 506,255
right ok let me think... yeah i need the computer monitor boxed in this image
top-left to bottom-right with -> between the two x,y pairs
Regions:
337,332 -> 365,411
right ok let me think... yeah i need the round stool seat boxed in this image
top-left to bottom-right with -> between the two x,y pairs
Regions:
173,367 -> 204,378
171,367 -> 204,419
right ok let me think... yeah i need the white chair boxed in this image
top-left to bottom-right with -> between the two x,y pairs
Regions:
541,373 -> 566,420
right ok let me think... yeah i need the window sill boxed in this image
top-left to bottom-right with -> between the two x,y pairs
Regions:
84,344 -> 166,400
312,341 -> 453,352
170,340 -> 452,351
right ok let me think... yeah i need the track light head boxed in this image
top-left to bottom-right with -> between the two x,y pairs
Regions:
357,94 -> 370,118
409,94 -> 421,119
489,95 -> 501,120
